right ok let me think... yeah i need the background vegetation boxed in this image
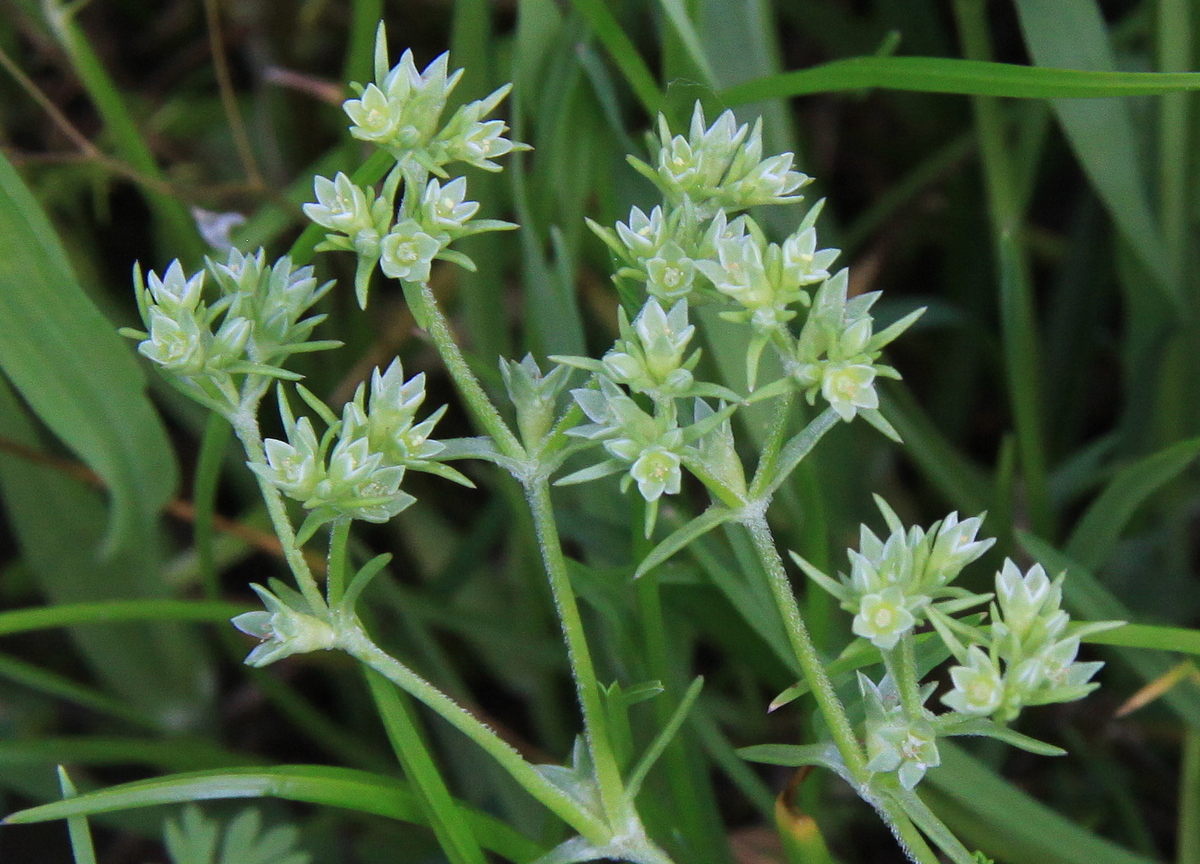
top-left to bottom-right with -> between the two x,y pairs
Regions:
0,0 -> 1198,862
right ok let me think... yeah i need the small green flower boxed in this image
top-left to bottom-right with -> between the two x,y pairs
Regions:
139,308 -> 209,375
304,173 -> 380,236
853,587 -> 917,650
380,220 -> 442,283
627,445 -> 684,502
231,585 -> 337,667
645,242 -> 696,301
942,646 -> 1004,716
820,362 -> 878,421
601,299 -> 697,401
421,176 -> 479,233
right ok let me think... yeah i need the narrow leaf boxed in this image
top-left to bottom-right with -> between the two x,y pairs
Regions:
723,56 -> 1200,104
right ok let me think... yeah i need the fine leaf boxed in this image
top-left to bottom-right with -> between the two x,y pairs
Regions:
723,56 -> 1200,104
1012,0 -> 1172,301
1084,623 -> 1200,655
635,507 -> 737,578
3,765 -> 545,864
1065,436 -> 1200,570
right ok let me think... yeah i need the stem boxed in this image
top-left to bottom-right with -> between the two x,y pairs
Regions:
340,624 -> 611,845
526,479 -> 630,827
886,634 -> 924,721
748,391 -> 795,500
229,409 -> 325,613
326,519 -> 351,607
875,796 -> 948,864
418,282 -> 524,460
1181,728 -> 1200,864
743,515 -> 866,780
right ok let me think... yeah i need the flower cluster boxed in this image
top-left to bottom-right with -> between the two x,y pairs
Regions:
584,104 -> 922,448
629,104 -> 808,217
941,562 -> 1111,723
557,105 -> 929,530
794,505 -> 1120,791
305,26 -> 522,307
792,497 -> 994,650
123,249 -> 336,416
251,359 -> 466,534
552,298 -> 741,532
860,674 -> 940,790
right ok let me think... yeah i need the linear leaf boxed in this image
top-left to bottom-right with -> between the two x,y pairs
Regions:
1012,0 -> 1172,300
0,600 -> 248,637
1085,623 -> 1200,655
925,742 -> 1160,864
1065,436 -> 1200,570
3,765 -> 544,864
723,56 -> 1200,104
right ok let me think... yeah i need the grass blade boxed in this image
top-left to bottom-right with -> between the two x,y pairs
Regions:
722,56 -> 1200,104
0,150 -> 178,553
4,765 -> 545,864
1012,0 -> 1172,300
365,668 -> 488,864
0,600 -> 249,637
924,742 -> 1160,864
1065,436 -> 1200,571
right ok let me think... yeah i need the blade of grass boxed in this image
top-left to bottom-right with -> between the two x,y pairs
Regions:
56,768 -> 97,864
1012,0 -> 1173,301
3,765 -> 545,864
924,742 -> 1161,864
1181,730 -> 1200,864
364,668 -> 488,864
722,56 -> 1200,104
0,653 -> 159,729
0,150 -> 178,554
1065,436 -> 1200,570
565,0 -> 662,115
1085,623 -> 1200,655
1156,0 -> 1191,291
40,0 -> 203,263
953,0 -> 1053,540
0,600 -> 248,636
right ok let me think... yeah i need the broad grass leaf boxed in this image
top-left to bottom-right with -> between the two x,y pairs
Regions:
0,150 -> 178,553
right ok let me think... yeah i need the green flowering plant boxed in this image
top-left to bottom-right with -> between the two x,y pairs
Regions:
86,23 -> 1122,864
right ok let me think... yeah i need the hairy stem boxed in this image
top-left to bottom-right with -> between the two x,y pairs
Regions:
743,514 -> 866,780
526,478 -> 630,827
417,282 -> 523,460
230,406 -> 325,613
340,624 -> 611,844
